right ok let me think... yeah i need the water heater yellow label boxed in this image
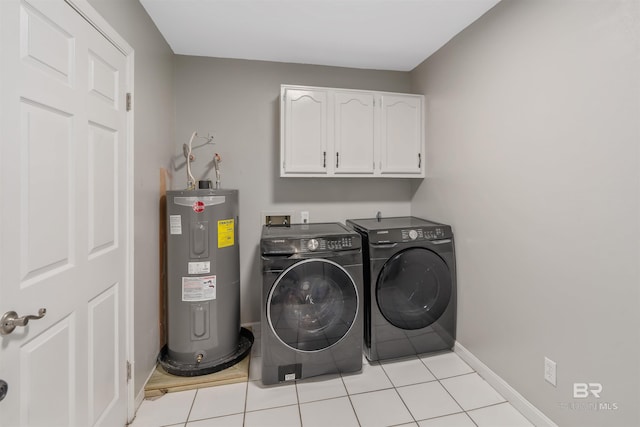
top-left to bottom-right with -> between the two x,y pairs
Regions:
218,219 -> 235,248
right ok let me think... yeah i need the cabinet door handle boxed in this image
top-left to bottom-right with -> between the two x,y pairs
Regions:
418,153 -> 422,169
323,151 -> 326,168
336,152 -> 339,168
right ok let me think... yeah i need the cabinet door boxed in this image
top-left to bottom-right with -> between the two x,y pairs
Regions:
281,88 -> 328,175
379,94 -> 423,175
334,91 -> 375,174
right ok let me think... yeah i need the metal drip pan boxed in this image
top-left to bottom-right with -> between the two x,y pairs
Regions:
158,327 -> 254,377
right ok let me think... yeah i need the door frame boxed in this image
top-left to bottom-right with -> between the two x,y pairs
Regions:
63,0 -> 136,422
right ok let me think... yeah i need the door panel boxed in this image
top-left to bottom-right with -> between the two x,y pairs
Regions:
1,1 -> 129,426
88,123 -> 117,256
20,2 -> 74,84
19,315 -> 76,426
20,100 -> 74,283
88,284 -> 119,425
88,51 -> 118,108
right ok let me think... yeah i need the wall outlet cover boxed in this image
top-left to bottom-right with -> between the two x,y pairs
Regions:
544,357 -> 557,387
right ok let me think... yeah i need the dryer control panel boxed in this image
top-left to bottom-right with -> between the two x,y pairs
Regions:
370,226 -> 452,244
401,227 -> 447,241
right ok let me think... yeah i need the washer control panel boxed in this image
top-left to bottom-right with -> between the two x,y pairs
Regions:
301,236 -> 355,252
400,227 -> 448,242
262,235 -> 360,254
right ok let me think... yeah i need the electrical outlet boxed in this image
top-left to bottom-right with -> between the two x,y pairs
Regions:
544,357 -> 557,386
300,211 -> 309,224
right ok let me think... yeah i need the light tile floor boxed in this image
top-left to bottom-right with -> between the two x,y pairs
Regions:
130,340 -> 535,427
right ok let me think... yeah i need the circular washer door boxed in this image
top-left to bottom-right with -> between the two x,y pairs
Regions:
376,247 -> 451,330
267,258 -> 359,352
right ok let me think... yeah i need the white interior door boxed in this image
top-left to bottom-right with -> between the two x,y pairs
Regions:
0,0 -> 130,425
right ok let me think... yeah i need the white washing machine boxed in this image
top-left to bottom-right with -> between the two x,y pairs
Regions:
260,223 -> 363,385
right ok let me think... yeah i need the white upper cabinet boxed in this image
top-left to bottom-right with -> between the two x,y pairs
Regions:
380,94 -> 423,174
281,88 -> 328,174
333,90 -> 375,174
280,84 -> 424,178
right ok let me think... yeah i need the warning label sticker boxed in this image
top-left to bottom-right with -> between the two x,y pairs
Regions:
188,261 -> 210,274
169,215 -> 182,235
218,219 -> 235,248
182,275 -> 216,302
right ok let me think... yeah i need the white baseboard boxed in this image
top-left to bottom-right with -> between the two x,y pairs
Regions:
135,383 -> 146,409
454,342 -> 558,427
128,361 -> 160,425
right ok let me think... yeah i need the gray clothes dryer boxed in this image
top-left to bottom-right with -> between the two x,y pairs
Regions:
346,216 -> 456,362
260,223 -> 363,385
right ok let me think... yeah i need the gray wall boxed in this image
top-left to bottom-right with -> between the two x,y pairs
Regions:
410,1 -> 639,426
87,0 -> 175,397
173,56 -> 414,322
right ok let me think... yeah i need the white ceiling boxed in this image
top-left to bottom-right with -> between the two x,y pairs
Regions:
140,0 -> 501,72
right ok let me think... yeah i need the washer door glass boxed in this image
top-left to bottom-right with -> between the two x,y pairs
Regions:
267,259 -> 358,352
376,247 -> 451,330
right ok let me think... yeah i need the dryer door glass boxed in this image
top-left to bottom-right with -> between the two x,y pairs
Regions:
376,247 -> 451,330
267,259 -> 358,352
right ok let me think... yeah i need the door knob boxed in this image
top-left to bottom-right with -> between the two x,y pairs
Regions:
0,308 -> 46,335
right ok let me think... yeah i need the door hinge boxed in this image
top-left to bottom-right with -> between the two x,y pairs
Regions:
126,361 -> 132,382
126,93 -> 132,112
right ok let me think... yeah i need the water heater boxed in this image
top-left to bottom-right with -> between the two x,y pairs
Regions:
160,188 -> 251,376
